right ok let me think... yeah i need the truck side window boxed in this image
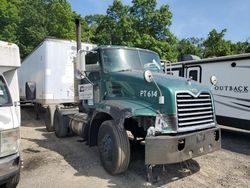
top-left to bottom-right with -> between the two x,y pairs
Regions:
189,70 -> 198,81
0,76 -> 12,106
86,51 -> 99,65
85,52 -> 100,82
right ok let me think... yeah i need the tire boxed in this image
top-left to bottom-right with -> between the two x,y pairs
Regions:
98,120 -> 130,175
54,107 -> 69,138
5,169 -> 20,188
45,105 -> 56,132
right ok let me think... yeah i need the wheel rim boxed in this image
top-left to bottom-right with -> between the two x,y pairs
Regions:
100,134 -> 113,162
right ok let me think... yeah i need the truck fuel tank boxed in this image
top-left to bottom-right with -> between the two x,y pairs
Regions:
69,113 -> 88,138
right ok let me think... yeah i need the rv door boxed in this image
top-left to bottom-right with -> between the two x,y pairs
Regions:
186,66 -> 201,82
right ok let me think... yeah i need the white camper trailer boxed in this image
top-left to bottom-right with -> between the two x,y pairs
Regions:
166,53 -> 250,130
0,41 -> 21,187
18,38 -> 96,131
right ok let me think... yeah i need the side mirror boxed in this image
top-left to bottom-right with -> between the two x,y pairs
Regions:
76,50 -> 86,73
143,70 -> 153,83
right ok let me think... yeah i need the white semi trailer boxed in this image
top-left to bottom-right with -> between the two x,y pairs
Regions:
0,41 -> 21,187
18,38 -> 96,131
165,53 -> 250,130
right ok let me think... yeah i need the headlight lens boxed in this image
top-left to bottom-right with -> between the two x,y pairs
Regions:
0,128 -> 20,157
155,114 -> 169,132
154,114 -> 177,133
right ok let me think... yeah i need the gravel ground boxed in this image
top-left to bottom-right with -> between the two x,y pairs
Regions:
17,106 -> 250,188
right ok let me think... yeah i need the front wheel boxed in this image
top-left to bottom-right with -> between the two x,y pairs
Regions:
98,120 -> 130,175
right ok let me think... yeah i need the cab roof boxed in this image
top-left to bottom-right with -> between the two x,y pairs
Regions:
0,41 -> 20,68
94,45 -> 158,55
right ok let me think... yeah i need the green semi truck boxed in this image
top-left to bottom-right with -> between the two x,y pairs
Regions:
26,20 -> 221,181
54,44 -> 221,180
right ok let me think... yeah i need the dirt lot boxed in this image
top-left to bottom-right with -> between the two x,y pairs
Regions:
17,106 -> 250,188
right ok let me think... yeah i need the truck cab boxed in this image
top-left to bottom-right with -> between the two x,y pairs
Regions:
0,41 -> 21,187
54,45 -> 221,180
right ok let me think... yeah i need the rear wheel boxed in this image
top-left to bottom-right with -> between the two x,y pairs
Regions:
45,105 -> 56,132
98,120 -> 130,175
54,107 -> 69,138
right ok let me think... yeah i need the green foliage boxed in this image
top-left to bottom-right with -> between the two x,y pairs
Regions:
0,0 -> 20,43
177,37 -> 204,59
230,41 -> 250,54
46,0 -> 75,40
87,0 -> 178,61
18,0 -> 48,57
0,0 -> 85,58
0,0 -> 249,59
203,29 -> 232,58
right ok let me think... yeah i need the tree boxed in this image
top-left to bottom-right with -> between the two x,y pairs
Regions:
2,0 -> 248,59
46,0 -> 75,40
16,0 -> 80,58
87,0 -> 178,61
177,37 -> 204,59
18,0 -> 48,58
129,0 -> 177,60
203,29 -> 231,58
231,41 -> 250,54
0,0 -> 20,44
87,0 -> 134,45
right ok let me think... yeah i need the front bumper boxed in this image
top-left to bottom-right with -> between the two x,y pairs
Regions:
0,153 -> 20,185
145,127 -> 221,165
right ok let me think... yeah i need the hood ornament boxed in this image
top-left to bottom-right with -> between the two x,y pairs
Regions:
191,88 -> 199,95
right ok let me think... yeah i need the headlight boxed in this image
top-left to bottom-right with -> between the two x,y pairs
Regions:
0,128 -> 20,157
155,114 -> 169,132
154,114 -> 177,133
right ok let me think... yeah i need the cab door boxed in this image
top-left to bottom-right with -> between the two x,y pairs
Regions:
0,75 -> 16,129
186,66 -> 201,82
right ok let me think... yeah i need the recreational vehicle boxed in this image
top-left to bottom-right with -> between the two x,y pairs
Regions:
166,53 -> 250,130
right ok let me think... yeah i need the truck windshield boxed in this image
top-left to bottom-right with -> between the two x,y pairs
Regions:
102,48 -> 162,73
0,76 -> 12,107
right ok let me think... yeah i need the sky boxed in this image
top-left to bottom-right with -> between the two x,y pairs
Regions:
68,0 -> 250,42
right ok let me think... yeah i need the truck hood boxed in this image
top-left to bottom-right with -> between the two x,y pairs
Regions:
106,70 -> 212,114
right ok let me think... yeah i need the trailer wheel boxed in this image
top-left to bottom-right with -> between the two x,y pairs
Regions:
98,120 -> 130,175
54,108 -> 68,138
45,105 -> 56,132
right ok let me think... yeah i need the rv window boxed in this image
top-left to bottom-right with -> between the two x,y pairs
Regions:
0,76 -> 12,107
189,70 -> 198,81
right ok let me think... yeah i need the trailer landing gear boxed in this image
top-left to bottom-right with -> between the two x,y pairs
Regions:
35,103 -> 41,120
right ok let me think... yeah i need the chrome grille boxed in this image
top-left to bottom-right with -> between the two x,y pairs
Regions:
176,92 -> 215,128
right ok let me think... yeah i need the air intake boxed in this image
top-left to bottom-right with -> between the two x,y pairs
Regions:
176,92 -> 215,131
